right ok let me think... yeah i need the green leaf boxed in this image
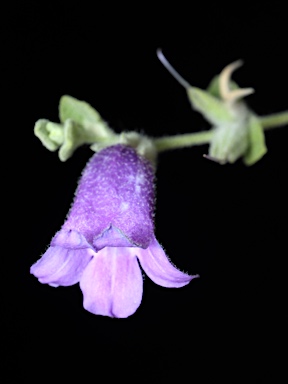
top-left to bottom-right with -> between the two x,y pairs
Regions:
187,86 -> 234,125
243,114 -> 267,165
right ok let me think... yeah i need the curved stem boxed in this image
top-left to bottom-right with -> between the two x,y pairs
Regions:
260,111 -> 288,130
154,130 -> 213,152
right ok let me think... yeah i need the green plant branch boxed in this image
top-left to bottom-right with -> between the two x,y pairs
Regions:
154,111 -> 288,153
260,111 -> 288,130
154,130 -> 213,152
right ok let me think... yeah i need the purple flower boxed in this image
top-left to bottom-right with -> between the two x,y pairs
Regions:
31,144 -> 198,318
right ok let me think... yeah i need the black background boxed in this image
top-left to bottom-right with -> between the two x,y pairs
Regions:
4,2 -> 288,380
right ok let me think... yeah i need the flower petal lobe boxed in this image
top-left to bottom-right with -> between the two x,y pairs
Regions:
137,236 -> 199,288
80,247 -> 143,318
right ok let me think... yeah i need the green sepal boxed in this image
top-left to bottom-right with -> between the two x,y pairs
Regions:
46,121 -> 64,145
35,96 -> 119,161
243,114 -> 267,165
59,95 -> 114,138
208,120 -> 250,164
187,86 -> 235,126
34,119 -> 63,151
58,119 -> 86,161
59,95 -> 100,124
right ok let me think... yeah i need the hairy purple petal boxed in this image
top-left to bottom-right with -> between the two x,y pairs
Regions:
137,236 -> 199,288
93,225 -> 135,251
31,231 -> 95,286
62,145 -> 155,247
80,247 -> 143,318
51,229 -> 93,248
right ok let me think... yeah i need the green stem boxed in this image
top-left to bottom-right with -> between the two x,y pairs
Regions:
154,111 -> 288,152
154,130 -> 213,152
260,111 -> 288,130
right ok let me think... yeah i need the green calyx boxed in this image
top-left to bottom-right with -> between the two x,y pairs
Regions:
34,95 -> 116,161
34,95 -> 158,164
156,50 -> 269,165
186,63 -> 267,165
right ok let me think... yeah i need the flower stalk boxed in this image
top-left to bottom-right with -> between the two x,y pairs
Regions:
153,111 -> 288,153
260,111 -> 288,130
